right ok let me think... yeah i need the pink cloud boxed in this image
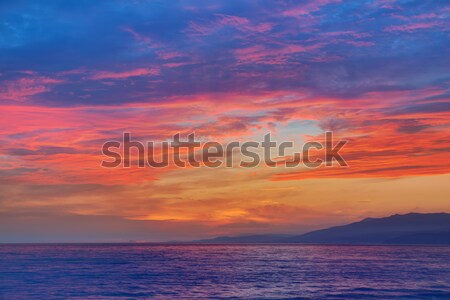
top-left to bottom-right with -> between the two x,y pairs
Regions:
90,68 -> 160,80
345,40 -> 375,47
413,13 -> 439,19
156,51 -> 185,60
122,27 -> 153,44
163,62 -> 194,68
215,14 -> 249,27
0,76 -> 63,102
249,23 -> 273,33
234,43 -> 323,65
216,14 -> 273,32
283,0 -> 341,16
319,31 -> 371,39
385,21 -> 442,32
374,0 -> 398,9
187,14 -> 273,36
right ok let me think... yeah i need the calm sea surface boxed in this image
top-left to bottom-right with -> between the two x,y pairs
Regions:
0,244 -> 449,299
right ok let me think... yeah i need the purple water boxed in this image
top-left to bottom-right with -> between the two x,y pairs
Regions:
1,244 -> 449,299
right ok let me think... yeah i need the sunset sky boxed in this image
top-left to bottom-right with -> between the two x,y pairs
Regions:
0,0 -> 449,242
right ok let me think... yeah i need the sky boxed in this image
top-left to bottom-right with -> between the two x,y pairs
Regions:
0,0 -> 449,242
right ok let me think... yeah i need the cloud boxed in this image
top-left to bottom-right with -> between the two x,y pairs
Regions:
90,68 -> 160,80
283,0 -> 341,16
187,12 -> 274,37
7,146 -> 81,156
385,21 -> 443,32
0,76 -> 63,101
396,122 -> 430,134
388,102 -> 450,115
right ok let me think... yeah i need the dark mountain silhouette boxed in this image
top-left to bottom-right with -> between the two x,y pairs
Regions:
287,213 -> 450,245
195,213 -> 450,245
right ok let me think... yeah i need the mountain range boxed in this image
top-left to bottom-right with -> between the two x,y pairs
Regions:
195,213 -> 450,245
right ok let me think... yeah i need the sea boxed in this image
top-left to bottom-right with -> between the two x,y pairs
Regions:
0,244 -> 449,299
